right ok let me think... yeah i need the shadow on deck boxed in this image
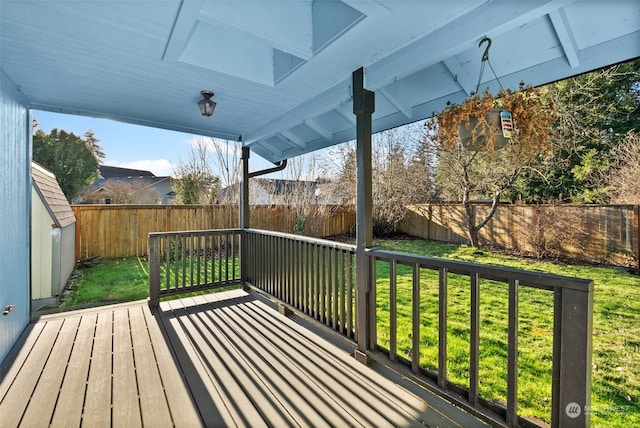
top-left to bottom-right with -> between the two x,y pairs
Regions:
1,289 -> 486,427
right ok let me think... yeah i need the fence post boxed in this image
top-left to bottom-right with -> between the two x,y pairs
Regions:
148,235 -> 160,308
552,283 -> 594,427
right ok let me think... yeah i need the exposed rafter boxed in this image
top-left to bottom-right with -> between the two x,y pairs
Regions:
548,8 -> 581,69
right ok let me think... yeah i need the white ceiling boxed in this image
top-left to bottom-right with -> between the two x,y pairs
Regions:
1,0 -> 639,163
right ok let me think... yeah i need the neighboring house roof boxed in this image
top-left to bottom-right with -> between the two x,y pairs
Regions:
32,162 -> 76,228
99,165 -> 155,179
88,176 -> 171,193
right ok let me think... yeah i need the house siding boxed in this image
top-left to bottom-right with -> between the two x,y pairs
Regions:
0,71 -> 31,363
31,187 -> 54,300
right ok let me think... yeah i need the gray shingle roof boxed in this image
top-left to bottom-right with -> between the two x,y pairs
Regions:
32,162 -> 76,228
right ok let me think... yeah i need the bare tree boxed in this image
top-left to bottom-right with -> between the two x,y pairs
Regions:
211,138 -> 242,205
328,124 -> 436,236
173,137 -> 219,204
426,130 -> 544,247
604,132 -> 640,204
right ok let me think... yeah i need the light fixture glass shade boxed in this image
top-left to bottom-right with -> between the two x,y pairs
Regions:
198,90 -> 216,117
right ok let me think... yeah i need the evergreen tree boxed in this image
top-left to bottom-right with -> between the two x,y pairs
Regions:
33,128 -> 101,201
511,59 -> 640,203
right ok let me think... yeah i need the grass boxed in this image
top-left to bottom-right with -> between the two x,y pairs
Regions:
64,256 -> 150,305
373,239 -> 639,427
68,240 -> 639,427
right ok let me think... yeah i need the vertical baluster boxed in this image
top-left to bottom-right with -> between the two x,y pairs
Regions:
332,248 -> 339,331
438,267 -> 448,388
217,234 -> 222,286
389,259 -> 397,362
188,233 -> 194,288
313,243 -> 319,319
232,232 -> 238,281
347,252 -> 354,339
339,250 -> 346,334
469,272 -> 480,407
369,254 -> 377,349
196,233 -> 201,287
507,278 -> 519,425
164,235 -> 171,293
321,246 -> 327,325
280,236 -> 285,299
411,262 -> 420,373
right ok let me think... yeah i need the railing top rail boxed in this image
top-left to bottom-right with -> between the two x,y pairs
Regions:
244,228 -> 357,253
148,228 -> 243,238
368,248 -> 593,293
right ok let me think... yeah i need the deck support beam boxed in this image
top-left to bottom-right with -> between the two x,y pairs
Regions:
353,67 -> 375,354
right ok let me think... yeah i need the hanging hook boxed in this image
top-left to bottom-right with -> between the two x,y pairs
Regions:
479,37 -> 492,62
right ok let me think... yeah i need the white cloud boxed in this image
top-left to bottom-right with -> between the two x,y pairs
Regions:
109,159 -> 176,177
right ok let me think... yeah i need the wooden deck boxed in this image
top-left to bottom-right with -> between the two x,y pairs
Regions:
1,289 -> 487,428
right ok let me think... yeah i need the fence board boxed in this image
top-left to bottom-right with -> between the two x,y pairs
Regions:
73,205 -> 356,259
399,203 -> 639,266
72,203 -> 637,266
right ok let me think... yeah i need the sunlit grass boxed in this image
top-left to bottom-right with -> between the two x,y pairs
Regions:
374,239 -> 639,427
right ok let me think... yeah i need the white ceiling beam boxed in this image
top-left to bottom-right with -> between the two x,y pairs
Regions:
378,88 -> 412,119
366,1 -> 577,90
304,119 -> 333,141
335,105 -> 357,126
548,8 -> 581,69
246,1 -> 573,147
162,0 -> 205,60
342,0 -> 391,15
244,78 -> 352,145
277,130 -> 306,149
442,58 -> 477,96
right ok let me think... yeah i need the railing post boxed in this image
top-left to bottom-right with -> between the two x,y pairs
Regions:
353,67 -> 375,357
552,284 -> 594,427
148,235 -> 160,308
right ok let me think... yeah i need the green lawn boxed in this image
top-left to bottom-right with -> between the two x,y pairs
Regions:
373,239 -> 639,427
68,240 -> 639,427
64,256 -> 150,305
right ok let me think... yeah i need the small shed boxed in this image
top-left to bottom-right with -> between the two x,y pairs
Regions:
31,162 -> 76,304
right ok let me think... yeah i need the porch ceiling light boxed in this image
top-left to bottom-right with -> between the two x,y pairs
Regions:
198,90 -> 216,117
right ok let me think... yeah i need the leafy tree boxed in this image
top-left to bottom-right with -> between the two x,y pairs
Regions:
511,59 -> 640,203
33,128 -> 102,200
84,129 -> 105,160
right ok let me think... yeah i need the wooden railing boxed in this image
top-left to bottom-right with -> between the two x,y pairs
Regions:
148,229 -> 593,427
148,229 -> 242,306
243,229 -> 357,339
368,248 -> 593,427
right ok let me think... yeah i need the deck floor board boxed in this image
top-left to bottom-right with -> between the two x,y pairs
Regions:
50,314 -> 98,427
0,290 -> 489,428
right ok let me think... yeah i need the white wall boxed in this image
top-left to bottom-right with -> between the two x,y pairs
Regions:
0,71 -> 31,363
31,187 -> 54,300
60,224 -> 76,295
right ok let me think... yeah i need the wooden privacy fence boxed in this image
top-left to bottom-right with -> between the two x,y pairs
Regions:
399,203 -> 640,266
72,204 -> 356,260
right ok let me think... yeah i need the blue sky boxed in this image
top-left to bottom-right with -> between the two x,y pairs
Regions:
33,110 -> 274,178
